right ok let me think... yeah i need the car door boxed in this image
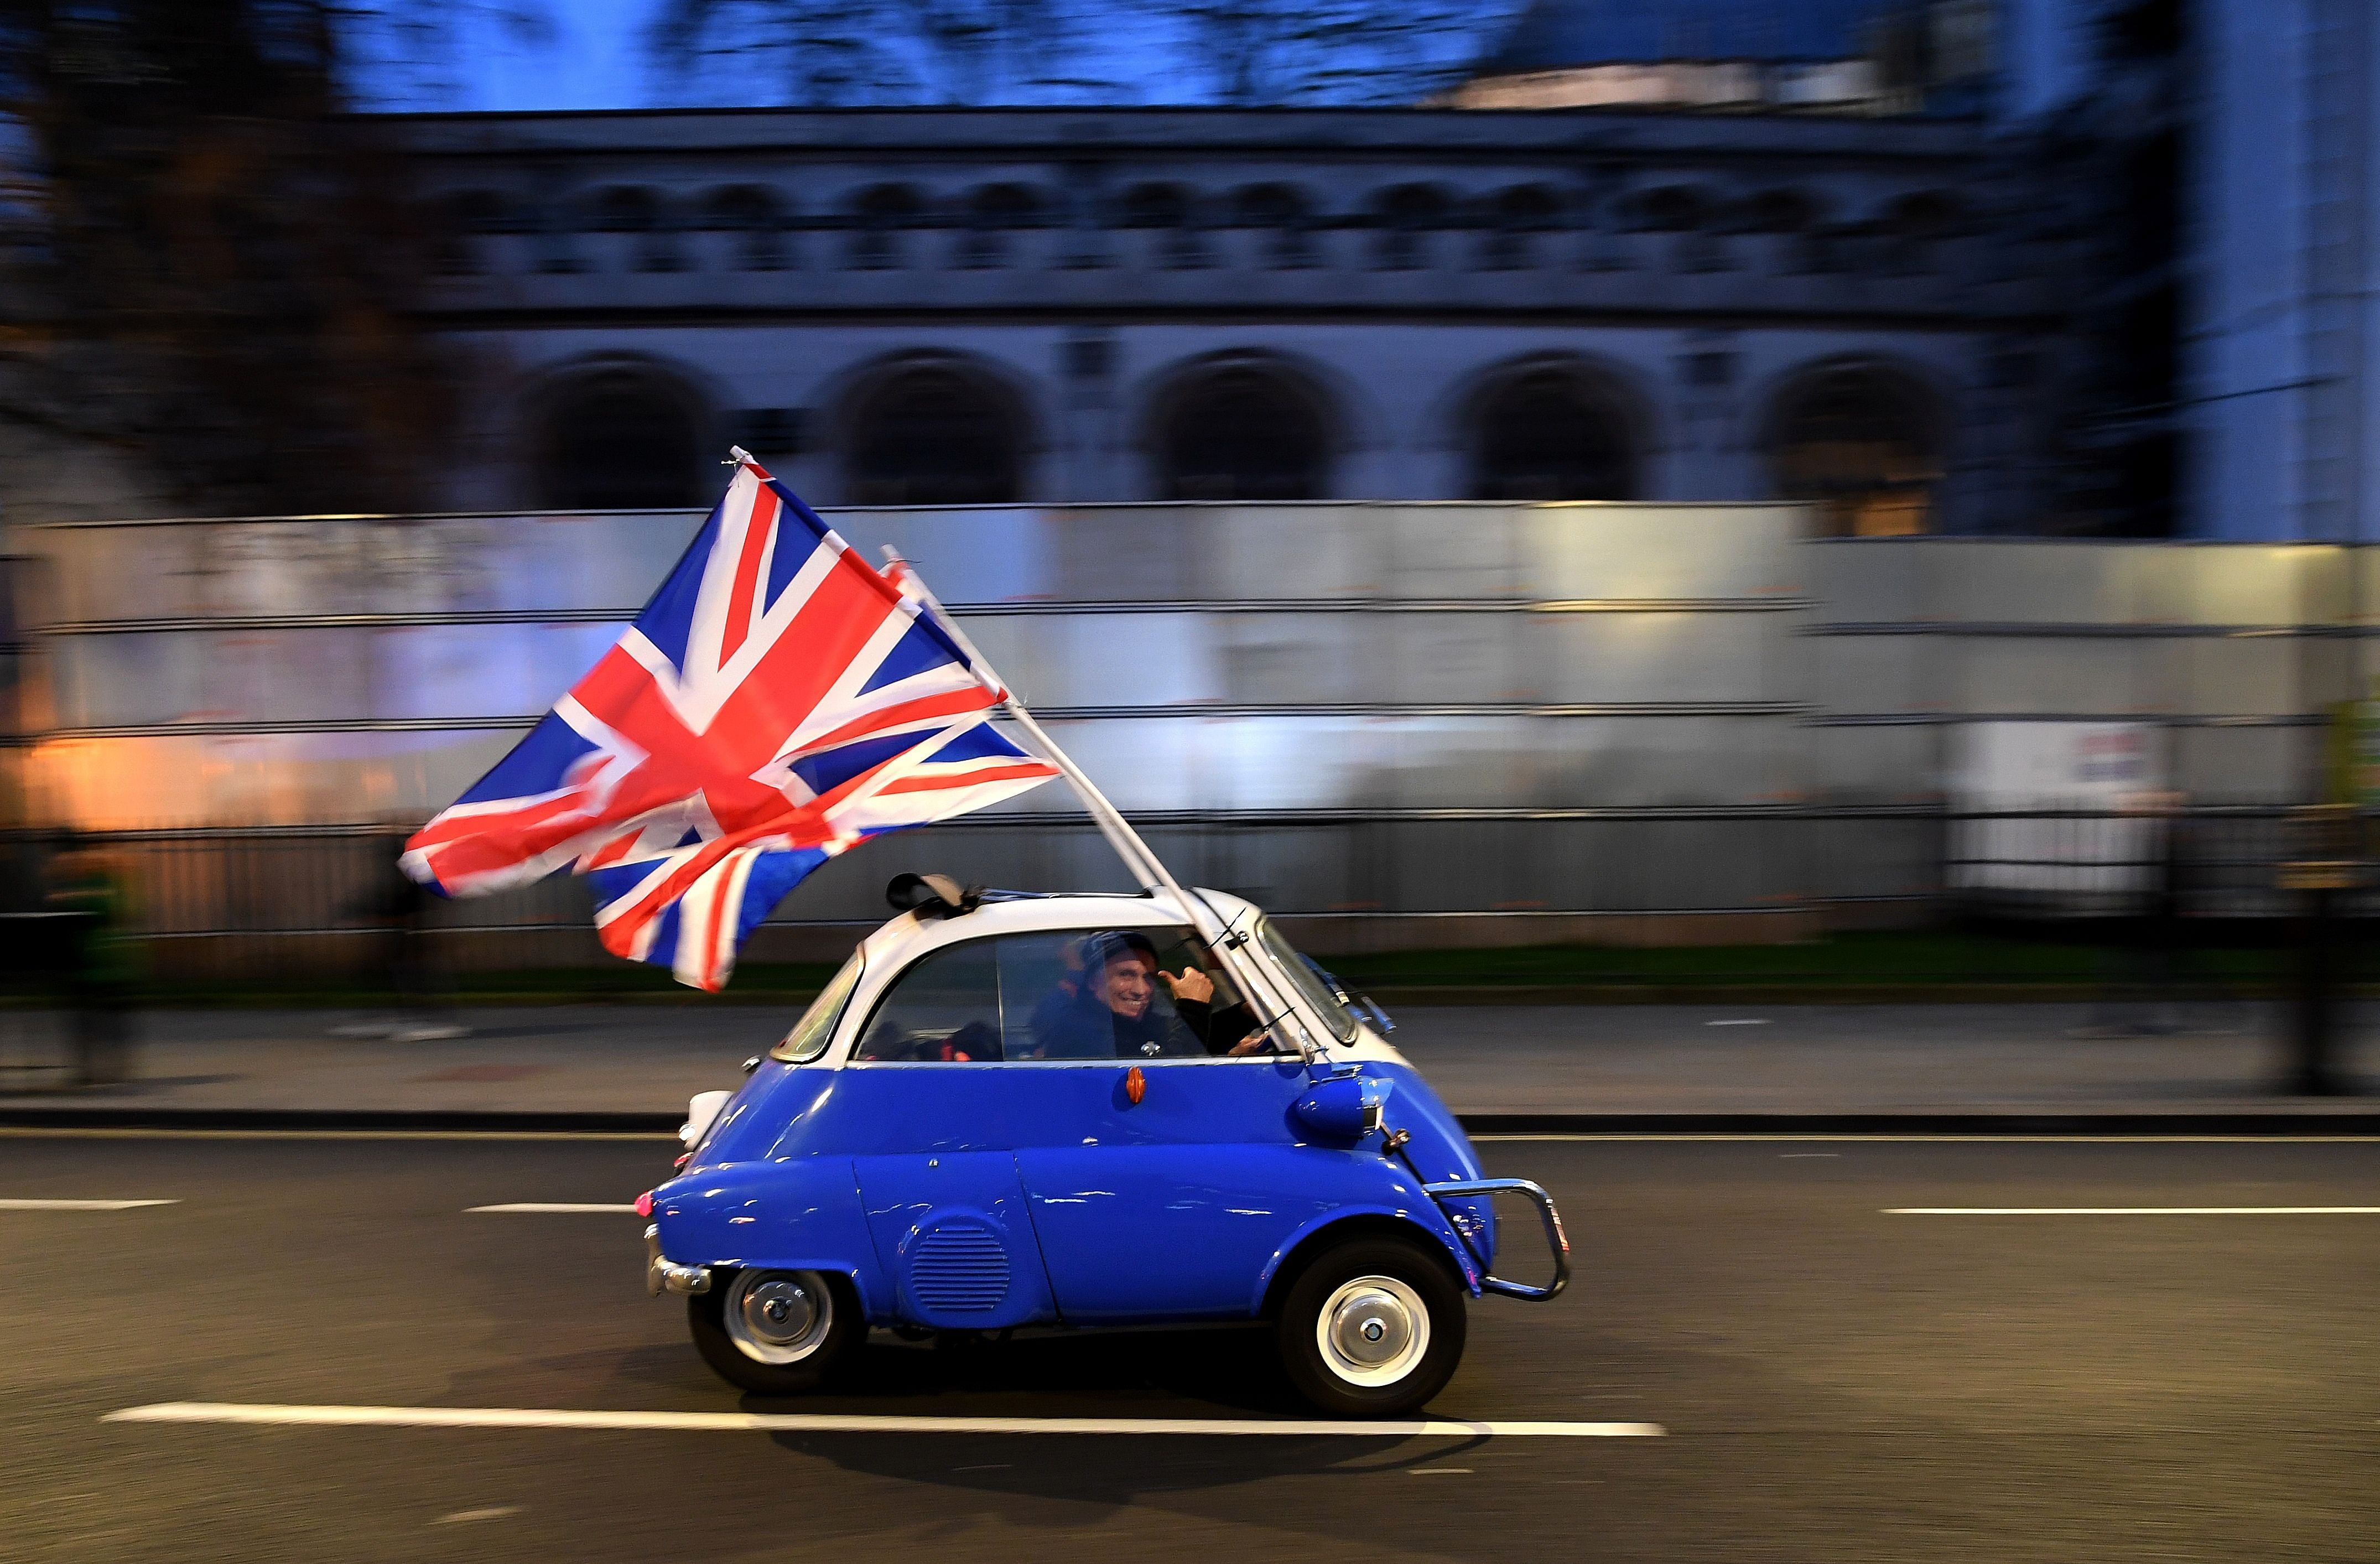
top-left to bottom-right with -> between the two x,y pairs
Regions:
996,926 -> 1329,1324
843,936 -> 1060,1331
1009,1058 -> 1327,1322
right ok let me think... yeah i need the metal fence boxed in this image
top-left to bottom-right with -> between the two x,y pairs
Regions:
0,806 -> 2332,981
1944,807 -> 2306,923
11,508 -> 2376,978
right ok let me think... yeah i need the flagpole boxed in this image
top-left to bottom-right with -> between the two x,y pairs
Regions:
879,545 -> 1327,1060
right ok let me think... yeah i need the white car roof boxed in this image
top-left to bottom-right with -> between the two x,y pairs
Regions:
858,886 -> 1254,967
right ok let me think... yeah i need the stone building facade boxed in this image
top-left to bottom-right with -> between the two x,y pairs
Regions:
409,107 -> 2064,536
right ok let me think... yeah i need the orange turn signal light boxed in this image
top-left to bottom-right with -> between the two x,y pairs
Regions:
1124,1066 -> 1146,1105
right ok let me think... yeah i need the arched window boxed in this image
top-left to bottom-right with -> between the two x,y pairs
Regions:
1121,182 -> 1204,269
1880,190 -> 1961,275
1633,185 -> 1707,232
1479,184 -> 1562,270
1470,368 -> 1640,501
537,368 -> 705,511
1233,183 -> 1313,268
958,183 -> 1043,269
1373,183 -> 1448,271
844,365 -> 1021,505
1768,361 -> 1945,536
703,185 -> 789,271
1157,365 -> 1329,501
591,185 -> 680,273
847,184 -> 924,271
1631,184 -> 1721,271
1742,188 -> 1823,274
1741,189 -> 1817,233
531,196 -> 578,274
434,190 -> 508,277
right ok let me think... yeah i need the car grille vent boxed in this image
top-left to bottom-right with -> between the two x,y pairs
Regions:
910,1222 -> 1010,1313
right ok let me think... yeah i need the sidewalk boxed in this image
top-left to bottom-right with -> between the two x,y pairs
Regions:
0,1000 -> 2373,1128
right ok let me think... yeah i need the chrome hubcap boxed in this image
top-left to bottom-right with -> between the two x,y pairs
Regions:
1317,1275 -> 1428,1388
724,1270 -> 832,1364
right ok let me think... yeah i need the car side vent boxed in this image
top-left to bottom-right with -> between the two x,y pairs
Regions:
909,1221 -> 1010,1313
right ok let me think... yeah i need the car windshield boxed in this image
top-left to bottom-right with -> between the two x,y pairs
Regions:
770,946 -> 864,1063
1254,917 -> 1360,1045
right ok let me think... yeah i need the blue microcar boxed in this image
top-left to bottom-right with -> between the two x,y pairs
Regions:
640,880 -> 1568,1415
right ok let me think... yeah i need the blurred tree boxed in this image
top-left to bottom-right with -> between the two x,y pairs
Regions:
0,1 -> 465,516
649,0 -> 1099,106
1157,0 -> 1491,107
647,0 -> 1499,107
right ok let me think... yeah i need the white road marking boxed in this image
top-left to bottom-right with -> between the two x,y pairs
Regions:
433,1508 -> 520,1525
1705,1019 -> 1769,1027
465,1203 -> 639,1215
0,1198 -> 176,1211
1886,1206 -> 2380,1216
104,1403 -> 1665,1438
1473,1134 -> 2380,1144
0,1129 -> 671,1142
1410,1467 -> 1474,1474
4,1127 -> 2373,1146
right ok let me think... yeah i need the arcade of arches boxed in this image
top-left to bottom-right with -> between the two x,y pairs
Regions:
532,356 -> 1948,528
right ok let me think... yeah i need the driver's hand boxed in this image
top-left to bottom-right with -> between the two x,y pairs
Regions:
1157,966 -> 1215,1005
1227,1030 -> 1270,1056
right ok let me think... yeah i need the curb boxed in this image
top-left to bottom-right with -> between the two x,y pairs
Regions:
2,1108 -> 2376,1135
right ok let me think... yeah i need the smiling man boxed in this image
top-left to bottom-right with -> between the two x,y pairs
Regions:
1036,931 -> 1269,1059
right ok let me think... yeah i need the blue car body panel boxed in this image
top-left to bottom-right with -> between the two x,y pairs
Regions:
654,1048 -> 1498,1330
650,1153 -> 885,1317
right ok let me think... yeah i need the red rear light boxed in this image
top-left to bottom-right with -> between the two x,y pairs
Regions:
634,1191 -> 654,1217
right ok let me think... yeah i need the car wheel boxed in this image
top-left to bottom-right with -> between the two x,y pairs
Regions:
688,1268 -> 861,1396
1276,1236 -> 1466,1417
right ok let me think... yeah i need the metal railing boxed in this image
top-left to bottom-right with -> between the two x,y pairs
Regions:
0,806 -> 2332,984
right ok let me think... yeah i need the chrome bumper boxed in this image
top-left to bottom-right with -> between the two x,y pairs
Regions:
643,1223 -> 711,1296
1423,1178 -> 1572,1301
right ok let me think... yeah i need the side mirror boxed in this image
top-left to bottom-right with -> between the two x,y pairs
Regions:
1292,1073 -> 1386,1142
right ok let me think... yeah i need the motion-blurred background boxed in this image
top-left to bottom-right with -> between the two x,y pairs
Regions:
0,0 -> 2368,1006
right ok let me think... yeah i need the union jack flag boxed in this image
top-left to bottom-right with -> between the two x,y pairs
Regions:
402,457 -> 1058,991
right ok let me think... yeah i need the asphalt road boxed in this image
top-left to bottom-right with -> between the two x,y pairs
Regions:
3,1131 -> 2375,1562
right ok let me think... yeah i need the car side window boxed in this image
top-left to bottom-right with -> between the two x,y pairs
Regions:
850,927 -> 1271,1063
852,938 -> 1002,1062
1010,928 -> 1254,1059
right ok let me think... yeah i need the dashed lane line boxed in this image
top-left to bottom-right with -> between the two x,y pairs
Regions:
0,1198 -> 177,1210
103,1402 -> 1665,1438
1886,1206 -> 2380,1215
3,1127 -> 2374,1145
466,1203 -> 640,1214
0,1128 -> 670,1142
1475,1134 -> 2380,1144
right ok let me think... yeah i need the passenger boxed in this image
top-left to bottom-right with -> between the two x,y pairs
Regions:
1033,932 -> 1269,1059
1021,935 -> 1089,1058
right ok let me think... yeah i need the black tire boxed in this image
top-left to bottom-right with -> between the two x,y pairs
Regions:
688,1269 -> 862,1396
1276,1235 -> 1466,1417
